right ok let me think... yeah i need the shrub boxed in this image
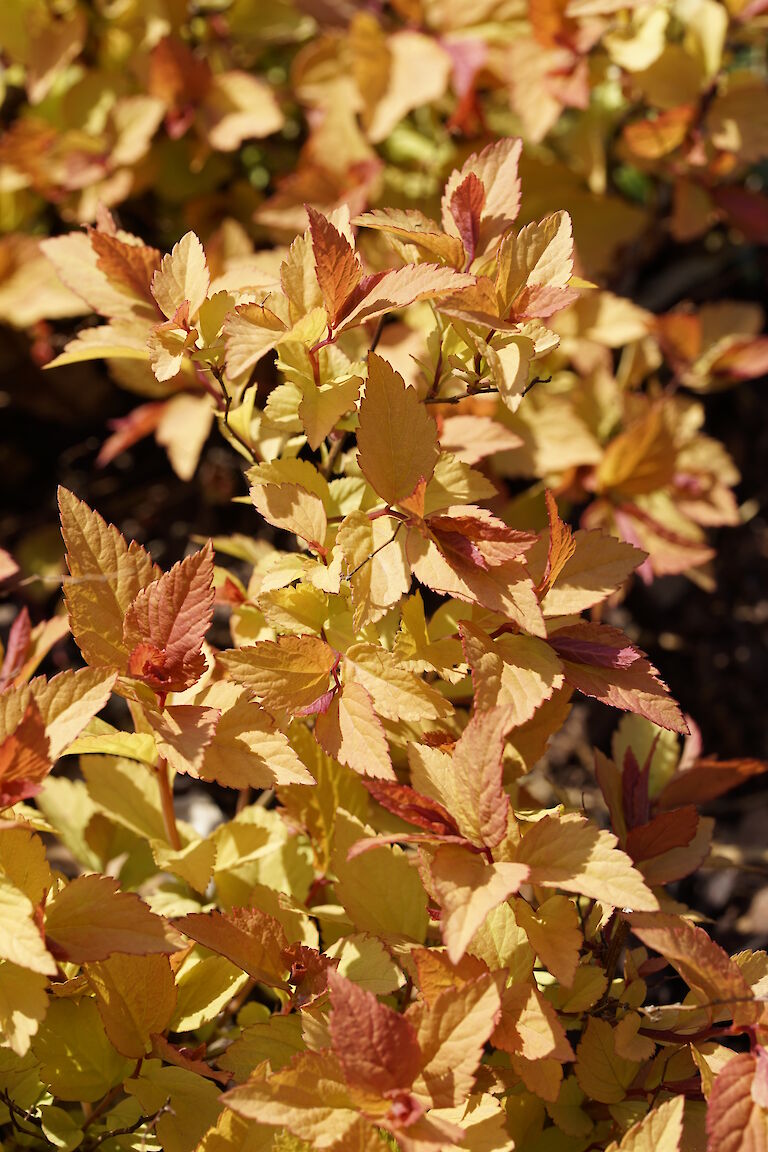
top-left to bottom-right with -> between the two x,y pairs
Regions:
0,5 -> 767,1152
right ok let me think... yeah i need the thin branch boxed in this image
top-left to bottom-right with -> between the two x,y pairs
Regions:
423,375 -> 551,405
0,1090 -> 47,1143
369,314 -> 386,355
344,521 -> 404,580
156,756 -> 181,851
321,433 -> 349,478
85,1100 -> 173,1150
210,365 -> 259,464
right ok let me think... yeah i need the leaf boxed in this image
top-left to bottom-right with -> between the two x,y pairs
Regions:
161,682 -> 314,788
250,482 -> 328,555
316,683 -> 395,780
657,757 -> 768,810
441,137 -> 523,256
328,969 -> 422,1095
514,895 -> 582,987
628,912 -> 753,1019
540,528 -> 645,616
0,877 -> 56,974
0,702 -> 51,808
355,207 -> 465,266
218,1013 -> 305,1081
147,704 -> 220,777
219,635 -> 337,713
86,953 -> 176,1058
496,212 -> 576,319
461,623 -> 564,725
356,353 -> 439,506
574,1019 -> 640,1105
337,510 -> 411,629
151,231 -> 210,320
706,1052 -> 768,1152
549,623 -> 688,734
538,490 -> 576,595
412,973 -> 502,1108
343,642 -> 451,723
514,813 -> 659,911
0,825 -> 53,904
91,232 -> 162,306
44,874 -> 181,963
299,374 -> 361,451
307,206 -> 363,328
205,70 -> 284,151
30,667 -> 117,759
431,845 -> 529,964
446,708 -> 511,849
122,541 -> 214,695
333,810 -> 429,943
59,486 -> 159,669
224,302 -> 287,378
615,1094 -> 685,1152
493,982 -> 574,1062
32,997 -> 132,1103
172,907 -> 290,988
223,1051 -> 361,1146
0,960 -> 48,1055
325,934 -> 404,997
335,263 -> 474,333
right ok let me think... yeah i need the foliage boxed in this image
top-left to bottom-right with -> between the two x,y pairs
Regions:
1,3 -> 768,1152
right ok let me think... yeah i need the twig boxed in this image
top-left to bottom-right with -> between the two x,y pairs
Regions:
345,522 -> 404,580
369,315 -> 386,355
85,1100 -> 173,1150
156,756 -> 181,851
321,433 -> 348,478
423,375 -> 551,405
0,1090 -> 47,1142
210,365 -> 258,464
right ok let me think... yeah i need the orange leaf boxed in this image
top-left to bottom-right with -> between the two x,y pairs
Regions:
307,206 -> 363,329
172,907 -> 290,988
45,875 -> 181,963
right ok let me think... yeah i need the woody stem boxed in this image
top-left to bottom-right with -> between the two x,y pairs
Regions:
157,757 -> 181,851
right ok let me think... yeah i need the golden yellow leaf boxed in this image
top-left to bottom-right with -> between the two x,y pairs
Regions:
86,953 -> 176,1058
612,1095 -> 684,1152
0,877 -> 56,975
356,353 -> 439,506
332,810 -> 428,943
413,974 -> 502,1108
460,623 -> 564,724
514,813 -> 659,911
219,635 -> 337,713
514,895 -> 582,987
574,1018 -> 641,1105
0,960 -> 48,1055
32,997 -> 132,1102
58,486 -> 160,670
431,845 -> 529,964
151,231 -> 209,320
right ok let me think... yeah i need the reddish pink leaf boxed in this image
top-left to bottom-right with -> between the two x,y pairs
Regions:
0,702 -> 51,808
0,606 -> 31,690
657,757 -> 768,810
327,969 -> 423,1096
625,806 -> 699,863
449,173 -> 486,267
306,206 -> 363,329
362,779 -> 462,839
122,541 -> 214,695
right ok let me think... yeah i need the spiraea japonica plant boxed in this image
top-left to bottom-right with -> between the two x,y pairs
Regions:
1,139 -> 767,1152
